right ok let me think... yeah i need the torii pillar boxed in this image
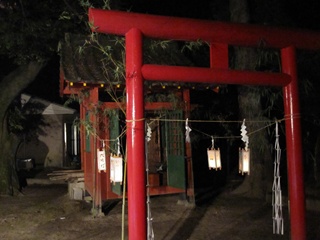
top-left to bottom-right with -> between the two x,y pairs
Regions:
282,46 -> 306,238
125,28 -> 146,239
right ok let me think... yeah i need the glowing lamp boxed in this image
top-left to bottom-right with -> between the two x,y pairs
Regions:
239,148 -> 250,175
213,86 -> 220,93
207,148 -> 221,170
83,82 -> 87,87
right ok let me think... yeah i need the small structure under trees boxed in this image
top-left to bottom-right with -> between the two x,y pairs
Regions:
59,34 -> 196,205
59,8 -> 320,240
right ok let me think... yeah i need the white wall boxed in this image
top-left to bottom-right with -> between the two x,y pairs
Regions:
16,114 -> 76,168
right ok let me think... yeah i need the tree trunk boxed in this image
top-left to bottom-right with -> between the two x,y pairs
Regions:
229,0 -> 273,199
0,127 -> 19,195
0,61 -> 46,195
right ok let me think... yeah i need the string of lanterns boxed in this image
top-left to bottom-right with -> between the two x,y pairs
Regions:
95,116 -> 285,236
98,137 -> 123,184
185,117 -> 251,174
96,116 -> 290,182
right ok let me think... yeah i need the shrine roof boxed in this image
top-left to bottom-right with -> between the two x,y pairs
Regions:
59,33 -> 194,87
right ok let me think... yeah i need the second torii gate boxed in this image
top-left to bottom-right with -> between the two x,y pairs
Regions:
89,8 -> 320,240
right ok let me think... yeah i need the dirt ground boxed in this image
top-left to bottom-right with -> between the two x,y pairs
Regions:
0,182 -> 319,240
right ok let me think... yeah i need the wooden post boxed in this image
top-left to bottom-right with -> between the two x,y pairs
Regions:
281,46 -> 306,240
126,28 -> 146,240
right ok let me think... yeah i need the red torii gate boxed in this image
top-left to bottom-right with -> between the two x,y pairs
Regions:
89,8 -> 320,240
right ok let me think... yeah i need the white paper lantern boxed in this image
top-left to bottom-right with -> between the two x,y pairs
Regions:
207,148 -> 221,170
110,154 -> 123,183
239,148 -> 250,175
97,149 -> 106,172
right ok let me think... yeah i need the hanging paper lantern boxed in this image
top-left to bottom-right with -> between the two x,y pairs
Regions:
239,148 -> 250,175
110,154 -> 123,184
207,137 -> 221,170
97,149 -> 106,172
207,148 -> 221,170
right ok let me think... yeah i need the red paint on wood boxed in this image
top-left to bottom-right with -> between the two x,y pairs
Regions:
89,9 -> 320,50
281,47 -> 306,240
126,28 -> 147,240
142,64 -> 291,86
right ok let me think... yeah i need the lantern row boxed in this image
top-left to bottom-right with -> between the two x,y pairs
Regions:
95,116 -> 287,183
201,119 -> 250,175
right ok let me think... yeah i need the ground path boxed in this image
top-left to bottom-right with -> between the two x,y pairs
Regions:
0,183 -> 319,240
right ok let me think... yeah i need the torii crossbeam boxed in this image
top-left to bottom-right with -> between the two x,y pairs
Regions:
89,8 -> 320,240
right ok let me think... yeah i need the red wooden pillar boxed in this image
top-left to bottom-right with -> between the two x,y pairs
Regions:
183,89 -> 194,201
89,87 -> 102,209
126,28 -> 146,240
79,102 -> 86,171
281,46 -> 306,240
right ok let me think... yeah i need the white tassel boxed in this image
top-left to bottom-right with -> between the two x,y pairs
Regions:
185,118 -> 192,143
146,123 -> 152,142
272,121 -> 284,235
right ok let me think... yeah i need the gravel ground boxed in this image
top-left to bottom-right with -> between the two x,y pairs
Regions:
0,183 -> 319,240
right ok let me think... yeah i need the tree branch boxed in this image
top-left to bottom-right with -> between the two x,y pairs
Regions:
0,61 -> 47,122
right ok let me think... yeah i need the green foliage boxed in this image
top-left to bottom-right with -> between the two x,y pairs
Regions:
7,106 -> 26,133
148,40 -> 172,51
79,0 -> 111,10
0,0 -> 88,64
181,39 -> 208,52
256,47 -> 281,72
78,118 -> 96,137
7,98 -> 48,140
